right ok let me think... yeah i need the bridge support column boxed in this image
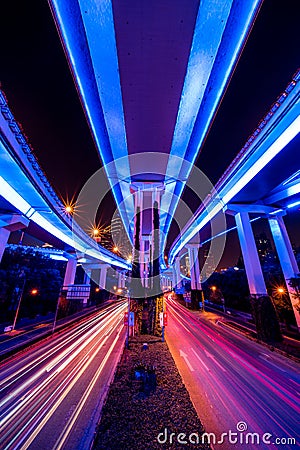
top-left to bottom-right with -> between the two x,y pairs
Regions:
161,275 -> 167,291
99,263 -> 110,290
268,214 -> 300,331
0,214 -> 29,262
225,206 -> 282,341
235,212 -> 267,296
0,229 -> 10,263
186,244 -> 201,290
130,182 -> 164,294
144,254 -> 149,288
172,266 -> 177,289
118,271 -> 126,289
140,239 -> 146,287
187,243 -> 202,309
173,257 -> 182,291
63,256 -> 77,287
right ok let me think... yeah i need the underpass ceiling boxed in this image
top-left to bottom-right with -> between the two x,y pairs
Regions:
1,0 -> 299,258
48,0 -> 263,243
112,0 -> 200,157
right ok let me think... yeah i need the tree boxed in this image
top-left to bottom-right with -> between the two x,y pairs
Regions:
0,246 -> 64,323
288,276 -> 300,314
250,295 -> 282,342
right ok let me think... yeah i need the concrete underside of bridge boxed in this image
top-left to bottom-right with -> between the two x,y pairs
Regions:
49,0 -> 262,248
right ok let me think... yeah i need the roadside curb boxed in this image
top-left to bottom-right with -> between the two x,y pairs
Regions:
217,319 -> 300,364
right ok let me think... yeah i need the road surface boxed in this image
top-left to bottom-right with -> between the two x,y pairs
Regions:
0,301 -> 126,450
166,297 -> 300,450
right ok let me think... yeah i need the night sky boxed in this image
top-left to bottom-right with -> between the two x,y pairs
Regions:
1,0 -> 299,265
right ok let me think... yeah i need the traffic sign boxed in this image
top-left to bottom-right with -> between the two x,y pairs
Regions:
129,311 -> 135,326
164,311 -> 168,326
159,312 -> 168,327
159,312 -> 163,327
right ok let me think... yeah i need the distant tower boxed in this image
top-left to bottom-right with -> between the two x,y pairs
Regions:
111,211 -> 131,258
255,232 -> 273,262
202,248 -> 215,280
255,232 -> 278,269
185,255 -> 190,277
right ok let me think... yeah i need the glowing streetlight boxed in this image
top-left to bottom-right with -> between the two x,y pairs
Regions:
65,205 -> 73,214
31,288 -> 38,295
92,228 -> 102,243
211,286 -> 217,291
12,278 -> 26,331
277,287 -> 285,294
113,246 -> 119,253
95,287 -> 100,293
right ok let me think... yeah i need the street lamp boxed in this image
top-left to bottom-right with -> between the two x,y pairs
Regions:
65,205 -> 73,214
12,279 -> 26,331
92,228 -> 102,244
126,288 -> 131,349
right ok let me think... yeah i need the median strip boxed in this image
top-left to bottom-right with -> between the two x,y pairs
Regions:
92,335 -> 210,449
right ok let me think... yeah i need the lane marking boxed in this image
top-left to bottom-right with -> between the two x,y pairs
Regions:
204,350 -> 226,372
191,348 -> 210,372
179,349 -> 194,372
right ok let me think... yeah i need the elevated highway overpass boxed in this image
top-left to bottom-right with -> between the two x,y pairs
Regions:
0,90 -> 130,292
0,1 -> 299,328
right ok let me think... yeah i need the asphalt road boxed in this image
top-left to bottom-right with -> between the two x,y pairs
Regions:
165,297 -> 300,450
0,301 -> 127,450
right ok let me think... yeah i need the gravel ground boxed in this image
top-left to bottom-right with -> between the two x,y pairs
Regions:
93,335 -> 210,450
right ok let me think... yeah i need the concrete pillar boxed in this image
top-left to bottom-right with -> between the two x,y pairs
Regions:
164,276 -> 171,291
63,257 -> 77,287
118,271 -> 126,289
144,254 -> 149,288
174,257 -> 182,289
269,215 -> 300,330
0,214 -> 29,262
172,266 -> 177,288
161,275 -> 166,291
186,244 -> 201,291
140,239 -> 145,286
0,228 -> 10,262
99,263 -> 110,290
235,212 -> 267,295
